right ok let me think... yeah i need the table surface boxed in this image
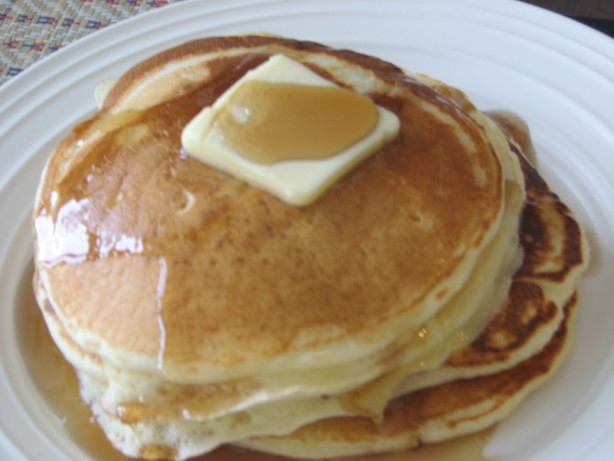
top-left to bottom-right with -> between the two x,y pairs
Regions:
0,0 -> 612,87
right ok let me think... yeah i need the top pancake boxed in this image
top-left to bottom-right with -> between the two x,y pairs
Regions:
33,35 -> 506,382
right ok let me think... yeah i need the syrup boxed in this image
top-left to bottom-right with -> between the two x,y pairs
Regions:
217,81 -> 378,164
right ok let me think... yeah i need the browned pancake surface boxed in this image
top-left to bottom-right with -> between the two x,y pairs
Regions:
33,36 -> 505,374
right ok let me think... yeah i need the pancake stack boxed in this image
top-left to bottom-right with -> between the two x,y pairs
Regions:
32,35 -> 589,460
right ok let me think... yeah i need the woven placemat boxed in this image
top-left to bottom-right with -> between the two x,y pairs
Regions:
0,0 -> 184,87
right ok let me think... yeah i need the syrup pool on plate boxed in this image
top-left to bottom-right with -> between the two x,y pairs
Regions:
15,262 -> 495,461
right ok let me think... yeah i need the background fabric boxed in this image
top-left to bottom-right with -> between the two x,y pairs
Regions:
0,0 -> 183,86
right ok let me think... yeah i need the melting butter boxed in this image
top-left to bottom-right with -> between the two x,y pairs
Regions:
217,81 -> 379,164
181,54 -> 400,206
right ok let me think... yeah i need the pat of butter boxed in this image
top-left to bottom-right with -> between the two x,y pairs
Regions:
181,54 -> 400,206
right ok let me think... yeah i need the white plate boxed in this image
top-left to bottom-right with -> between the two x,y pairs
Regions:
1,0 -> 613,460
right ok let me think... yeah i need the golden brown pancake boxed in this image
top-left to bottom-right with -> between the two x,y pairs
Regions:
34,36 -> 506,385
34,35 -> 509,393
30,35 -> 587,460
